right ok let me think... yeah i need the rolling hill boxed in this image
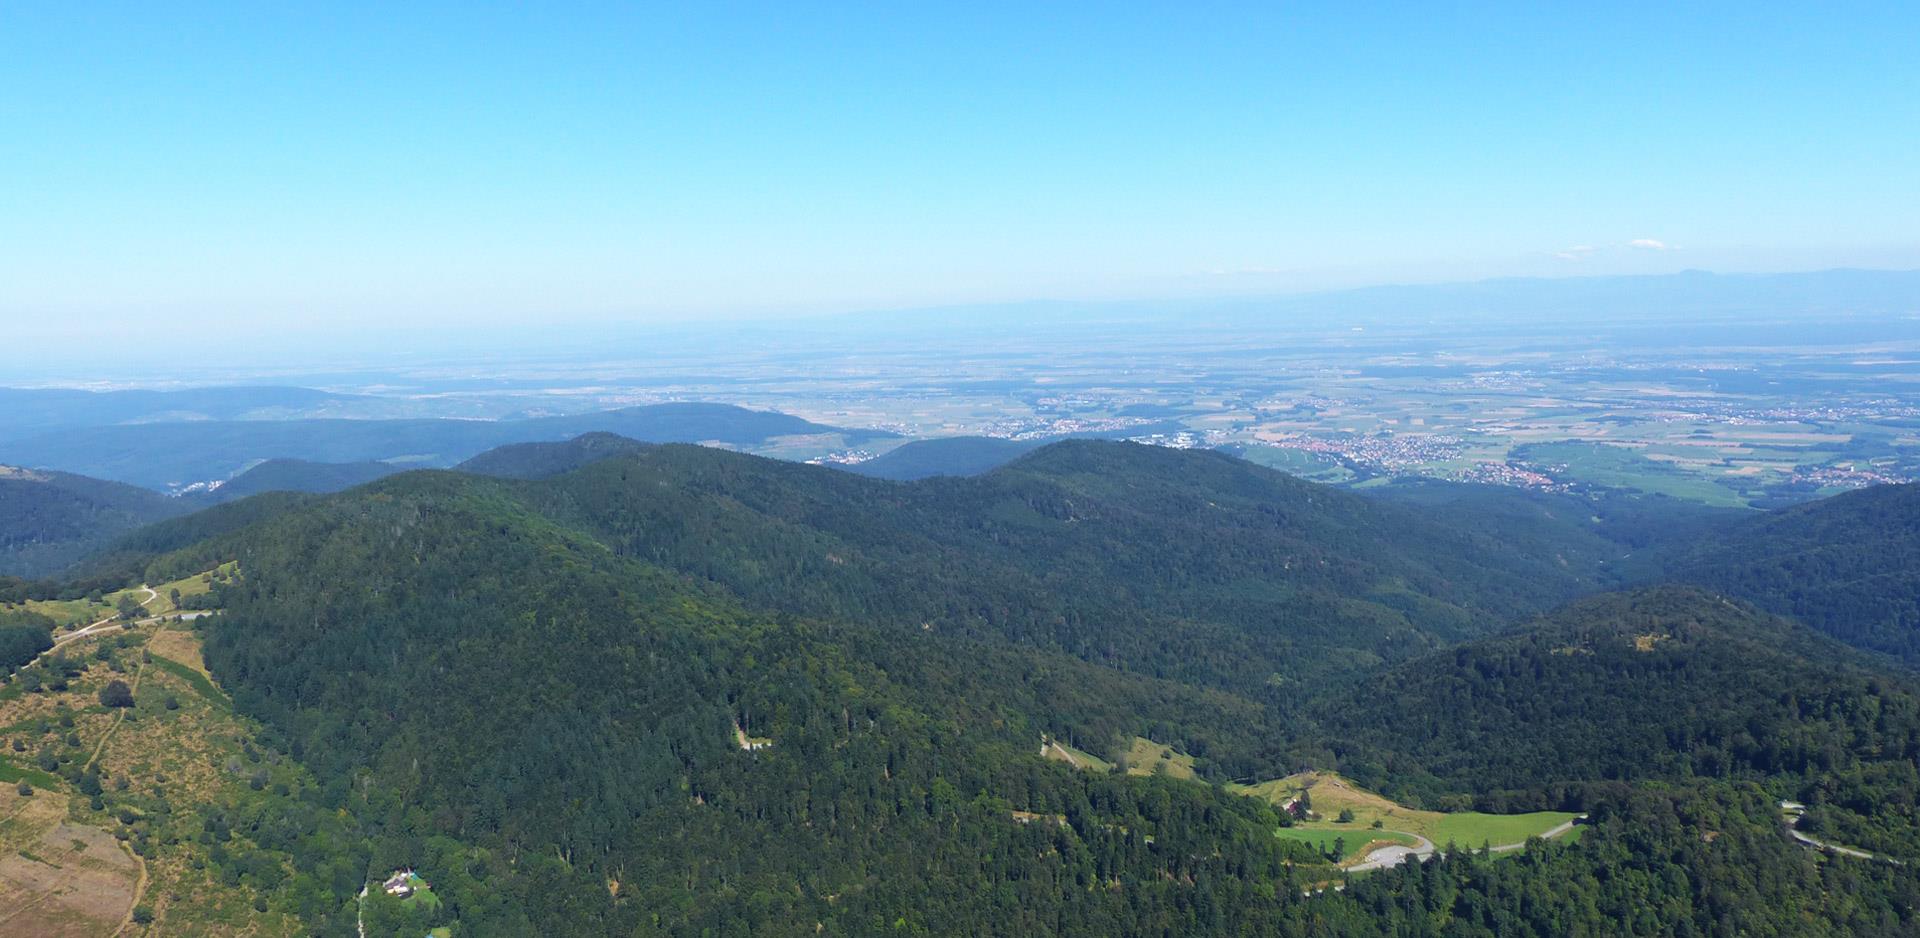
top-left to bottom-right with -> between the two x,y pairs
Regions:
514,440 -> 1616,697
1316,587 -> 1920,852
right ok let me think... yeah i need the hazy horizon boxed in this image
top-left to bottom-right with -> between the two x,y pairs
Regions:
6,3 -> 1919,360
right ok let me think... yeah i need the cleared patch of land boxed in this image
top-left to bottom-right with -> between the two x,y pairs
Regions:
1039,737 -> 1112,773
1117,737 -> 1196,779
0,567 -> 310,937
0,787 -> 137,938
1236,772 -> 1577,866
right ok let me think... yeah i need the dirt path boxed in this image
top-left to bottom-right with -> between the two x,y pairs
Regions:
1043,739 -> 1090,770
109,839 -> 149,938
85,624 -> 158,774
38,586 -> 162,665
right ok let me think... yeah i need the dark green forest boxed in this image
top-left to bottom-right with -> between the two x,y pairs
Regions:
1663,482 -> 1920,662
0,467 -> 188,577
18,439 -> 1920,935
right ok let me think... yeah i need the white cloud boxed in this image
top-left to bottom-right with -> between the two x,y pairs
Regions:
1554,245 -> 1597,261
1628,238 -> 1672,251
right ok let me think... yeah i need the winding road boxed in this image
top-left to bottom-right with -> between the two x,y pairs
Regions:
1780,801 -> 1904,866
40,586 -> 160,659
1346,815 -> 1587,873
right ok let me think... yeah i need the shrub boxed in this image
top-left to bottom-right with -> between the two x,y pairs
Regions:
100,680 -> 135,708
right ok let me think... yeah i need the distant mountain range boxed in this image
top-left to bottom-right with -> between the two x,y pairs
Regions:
0,385 -> 366,442
0,401 -> 887,490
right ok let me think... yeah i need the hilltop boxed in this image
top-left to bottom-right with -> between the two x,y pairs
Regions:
451,431 -> 652,479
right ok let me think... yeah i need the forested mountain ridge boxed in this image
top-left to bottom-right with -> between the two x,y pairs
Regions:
131,449 -> 1920,935
0,465 -> 189,577
30,442 -> 1920,935
191,468 -> 1347,934
1662,482 -> 1920,663
184,458 -> 404,503
516,439 -> 1611,694
452,430 -> 653,479
1317,586 -> 1920,855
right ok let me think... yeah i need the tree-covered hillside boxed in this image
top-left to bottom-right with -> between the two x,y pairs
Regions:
1318,587 -> 1920,855
0,465 -> 189,577
191,458 -> 403,502
196,470 -> 1335,934
518,440 -> 1612,696
1663,482 -> 1920,662
45,443 -> 1920,935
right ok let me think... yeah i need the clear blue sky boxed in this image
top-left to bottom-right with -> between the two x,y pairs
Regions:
2,2 -> 1917,346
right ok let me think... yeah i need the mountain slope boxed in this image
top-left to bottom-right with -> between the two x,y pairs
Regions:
193,469 -> 1327,935
1317,587 -> 1920,851
503,440 -> 1615,703
0,465 -> 189,576
88,445 -> 1920,935
1662,482 -> 1920,663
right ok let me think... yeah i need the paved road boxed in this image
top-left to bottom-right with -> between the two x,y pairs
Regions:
1347,815 -> 1587,873
1346,833 -> 1436,872
1781,804 -> 1903,865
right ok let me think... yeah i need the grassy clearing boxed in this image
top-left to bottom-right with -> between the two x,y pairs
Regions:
146,654 -> 231,711
1432,811 -> 1577,849
11,598 -> 114,629
1040,737 -> 1113,773
140,563 -> 236,617
1119,737 -> 1196,780
1235,772 -> 1576,857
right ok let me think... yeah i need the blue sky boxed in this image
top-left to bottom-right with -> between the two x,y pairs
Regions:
2,2 -> 1916,345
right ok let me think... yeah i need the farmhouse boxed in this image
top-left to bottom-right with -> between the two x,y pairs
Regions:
383,869 -> 418,898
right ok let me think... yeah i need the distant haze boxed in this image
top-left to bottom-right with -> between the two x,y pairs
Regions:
3,5 -> 1917,362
